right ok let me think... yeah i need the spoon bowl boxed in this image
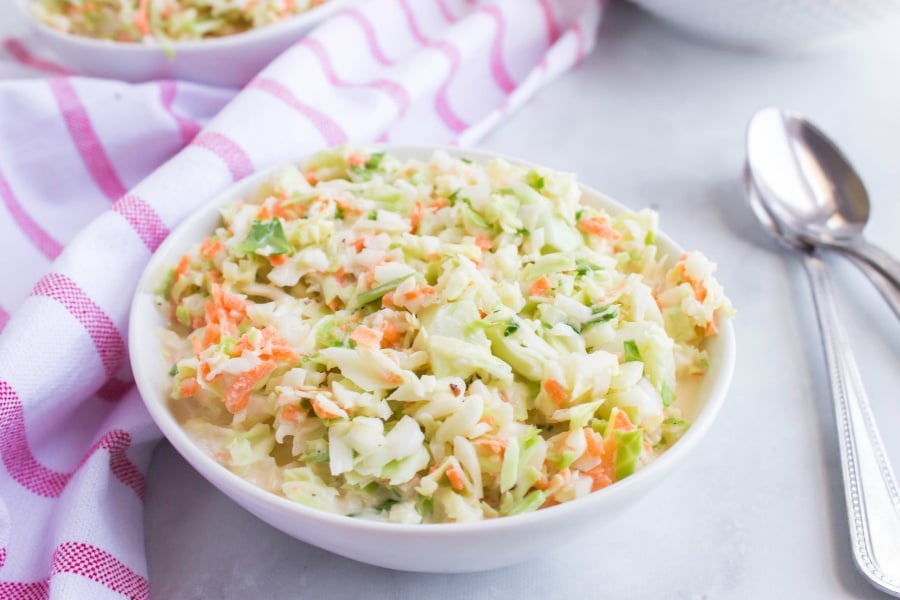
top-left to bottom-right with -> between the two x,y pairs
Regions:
746,107 -> 900,299
746,107 -> 869,243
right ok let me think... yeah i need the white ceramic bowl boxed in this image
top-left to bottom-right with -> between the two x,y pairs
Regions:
16,0 -> 351,87
629,0 -> 900,49
129,146 -> 736,573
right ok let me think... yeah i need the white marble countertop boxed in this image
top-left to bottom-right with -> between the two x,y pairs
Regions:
140,3 -> 900,598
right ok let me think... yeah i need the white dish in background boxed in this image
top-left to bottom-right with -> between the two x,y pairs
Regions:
129,146 -> 736,573
15,0 -> 351,87
628,0 -> 900,49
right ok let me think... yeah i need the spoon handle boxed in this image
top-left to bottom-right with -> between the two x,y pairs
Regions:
801,253 -> 900,596
841,251 -> 900,320
844,239 -> 900,292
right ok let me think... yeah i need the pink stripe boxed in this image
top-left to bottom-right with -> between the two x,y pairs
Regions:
536,0 -> 560,45
31,273 -> 125,378
189,132 -> 255,181
158,80 -> 201,145
2,38 -> 71,75
49,78 -> 127,202
398,0 -> 431,45
52,542 -> 149,599
0,305 -> 8,334
248,78 -> 349,147
0,380 -> 145,499
0,542 -> 148,600
342,9 -> 393,66
0,547 -> 5,568
435,0 -> 459,23
95,377 -> 133,403
0,579 -> 48,599
397,0 -> 467,132
0,168 -> 62,260
111,194 -> 169,252
300,38 -> 411,116
573,22 -> 586,62
480,6 -> 517,94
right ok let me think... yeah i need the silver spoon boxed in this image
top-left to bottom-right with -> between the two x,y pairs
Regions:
746,107 -> 900,300
744,166 -> 900,597
747,171 -> 900,319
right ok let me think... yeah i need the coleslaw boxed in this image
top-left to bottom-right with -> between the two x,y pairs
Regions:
158,148 -> 733,523
33,0 -> 328,43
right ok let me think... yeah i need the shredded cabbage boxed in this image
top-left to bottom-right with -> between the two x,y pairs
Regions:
160,148 -> 733,523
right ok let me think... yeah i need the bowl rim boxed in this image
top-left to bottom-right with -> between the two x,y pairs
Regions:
129,144 -> 736,535
17,0 -> 352,53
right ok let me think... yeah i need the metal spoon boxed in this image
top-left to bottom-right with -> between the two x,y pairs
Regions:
744,166 -> 900,597
746,107 -> 900,296
747,170 -> 900,319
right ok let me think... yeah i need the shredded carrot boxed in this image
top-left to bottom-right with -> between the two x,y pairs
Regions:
473,436 -> 507,454
542,378 -> 568,406
352,236 -> 368,252
203,299 -> 217,324
258,327 -> 298,363
530,275 -> 551,297
347,153 -> 368,167
175,254 -> 190,279
179,379 -> 199,397
336,197 -> 364,216
705,318 -> 718,336
211,283 -> 247,315
269,254 -> 288,266
281,404 -> 300,422
201,322 -> 221,348
198,361 -> 212,383
200,238 -> 223,260
428,197 -> 449,211
350,325 -> 381,348
381,292 -> 395,307
403,286 -> 435,301
584,427 -> 604,457
384,371 -> 404,385
612,409 -> 635,432
223,360 -> 276,414
304,170 -> 319,185
310,396 -> 343,420
135,0 -> 150,35
381,320 -> 402,347
475,235 -> 492,251
584,462 -> 615,491
578,216 -> 621,240
410,200 -> 422,233
278,0 -> 294,17
257,205 -> 272,220
675,260 -> 708,303
446,464 -> 466,491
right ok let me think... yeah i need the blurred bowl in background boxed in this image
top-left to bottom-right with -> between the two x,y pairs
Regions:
14,0 -> 351,87
628,0 -> 900,49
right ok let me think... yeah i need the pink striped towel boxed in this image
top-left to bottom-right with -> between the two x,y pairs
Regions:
0,0 -> 604,596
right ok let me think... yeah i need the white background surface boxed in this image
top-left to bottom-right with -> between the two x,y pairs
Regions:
9,0 -> 899,597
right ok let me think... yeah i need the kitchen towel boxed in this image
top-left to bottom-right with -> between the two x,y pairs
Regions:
0,0 -> 604,596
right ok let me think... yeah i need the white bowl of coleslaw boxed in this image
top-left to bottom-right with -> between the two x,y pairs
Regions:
130,146 -> 735,572
15,0 -> 351,87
